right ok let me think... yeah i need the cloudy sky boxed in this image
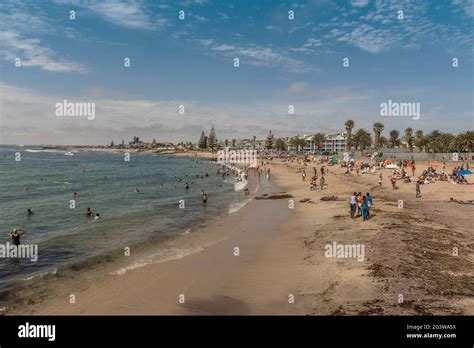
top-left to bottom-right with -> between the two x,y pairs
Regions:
0,0 -> 472,145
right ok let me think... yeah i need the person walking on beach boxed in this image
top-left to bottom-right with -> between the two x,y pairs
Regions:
390,176 -> 397,190
366,193 -> 373,218
350,192 -> 357,218
266,168 -> 270,181
302,169 -> 306,181
361,196 -> 368,221
378,172 -> 383,188
416,181 -> 421,198
320,176 -> 325,190
356,192 -> 362,217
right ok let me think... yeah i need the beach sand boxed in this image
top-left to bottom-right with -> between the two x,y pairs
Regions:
11,156 -> 473,315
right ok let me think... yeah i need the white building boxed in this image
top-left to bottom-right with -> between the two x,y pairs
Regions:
322,132 -> 347,153
287,132 -> 347,154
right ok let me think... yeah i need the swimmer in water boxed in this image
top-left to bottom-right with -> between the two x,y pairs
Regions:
201,191 -> 208,204
134,188 -> 140,193
85,207 -> 93,218
94,213 -> 101,220
9,228 -> 26,246
27,208 -> 33,216
185,182 -> 190,190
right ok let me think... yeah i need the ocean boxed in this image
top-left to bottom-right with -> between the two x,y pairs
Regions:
0,146 -> 248,308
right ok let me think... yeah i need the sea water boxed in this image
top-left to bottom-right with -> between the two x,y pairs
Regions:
0,146 -> 245,304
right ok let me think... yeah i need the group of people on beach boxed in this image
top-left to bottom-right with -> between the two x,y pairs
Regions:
350,192 -> 373,221
303,166 -> 328,191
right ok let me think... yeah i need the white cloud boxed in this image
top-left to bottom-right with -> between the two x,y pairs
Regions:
0,31 -> 87,73
213,44 -> 235,51
53,0 -> 167,30
351,0 -> 370,7
199,40 -> 313,73
452,0 -> 474,17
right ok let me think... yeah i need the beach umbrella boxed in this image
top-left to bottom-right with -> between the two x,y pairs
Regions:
385,164 -> 399,169
455,170 -> 473,175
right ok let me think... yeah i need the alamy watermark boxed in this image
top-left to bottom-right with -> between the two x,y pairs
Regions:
55,99 -> 95,120
380,99 -> 420,120
325,242 -> 365,262
0,242 -> 38,262
217,148 -> 257,166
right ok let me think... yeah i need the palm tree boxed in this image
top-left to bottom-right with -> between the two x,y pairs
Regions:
451,131 -> 474,152
415,130 -> 425,152
439,132 -> 455,152
404,127 -> 414,152
373,122 -> 384,150
389,130 -> 400,148
427,140 -> 441,153
312,133 -> 326,154
353,129 -> 372,150
344,120 -> 355,150
379,136 -> 388,148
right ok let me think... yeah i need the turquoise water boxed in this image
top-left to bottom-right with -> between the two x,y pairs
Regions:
0,147 -> 238,298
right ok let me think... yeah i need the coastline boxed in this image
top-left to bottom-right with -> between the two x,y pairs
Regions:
5,152 -> 473,315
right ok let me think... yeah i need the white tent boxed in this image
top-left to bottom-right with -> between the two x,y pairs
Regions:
385,164 -> 400,169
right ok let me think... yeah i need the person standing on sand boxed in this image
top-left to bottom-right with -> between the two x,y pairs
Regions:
350,192 -> 357,218
391,177 -> 397,190
356,192 -> 362,217
378,172 -> 383,188
411,163 -> 416,177
361,196 -> 368,221
366,193 -> 373,218
302,169 -> 306,181
320,176 -> 325,190
266,168 -> 270,181
416,181 -> 421,198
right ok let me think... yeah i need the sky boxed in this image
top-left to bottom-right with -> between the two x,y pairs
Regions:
0,0 -> 473,145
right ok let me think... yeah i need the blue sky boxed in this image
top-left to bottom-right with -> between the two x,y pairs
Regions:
0,0 -> 472,145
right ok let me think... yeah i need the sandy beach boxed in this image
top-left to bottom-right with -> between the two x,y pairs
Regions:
10,154 -> 473,316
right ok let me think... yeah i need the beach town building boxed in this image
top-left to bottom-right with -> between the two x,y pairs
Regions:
322,132 -> 348,153
287,132 -> 348,154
